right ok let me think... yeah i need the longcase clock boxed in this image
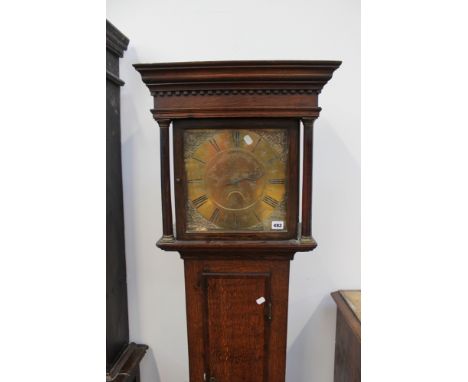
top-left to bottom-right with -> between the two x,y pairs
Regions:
134,60 -> 341,382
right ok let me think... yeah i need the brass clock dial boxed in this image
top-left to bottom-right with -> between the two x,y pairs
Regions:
184,128 -> 288,232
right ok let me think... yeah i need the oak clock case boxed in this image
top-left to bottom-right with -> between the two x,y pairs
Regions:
174,118 -> 299,240
134,60 -> 341,382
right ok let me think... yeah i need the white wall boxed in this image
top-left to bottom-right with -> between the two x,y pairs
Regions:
107,0 -> 360,380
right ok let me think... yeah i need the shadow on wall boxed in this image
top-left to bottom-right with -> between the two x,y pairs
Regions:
139,347 -> 162,382
119,44 -> 161,342
286,118 -> 360,381
313,118 -> 361,274
120,46 -> 164,382
286,296 -> 337,382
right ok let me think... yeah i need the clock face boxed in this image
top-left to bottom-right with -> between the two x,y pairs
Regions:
182,128 -> 289,233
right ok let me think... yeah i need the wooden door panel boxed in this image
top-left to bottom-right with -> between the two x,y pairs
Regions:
203,273 -> 271,382
184,259 -> 290,382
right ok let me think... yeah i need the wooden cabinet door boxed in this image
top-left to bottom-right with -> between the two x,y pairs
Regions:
202,272 -> 271,382
184,259 -> 290,382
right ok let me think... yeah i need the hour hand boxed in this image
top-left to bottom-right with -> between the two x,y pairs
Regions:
245,171 -> 264,182
246,176 -> 258,182
225,172 -> 263,186
225,178 -> 240,186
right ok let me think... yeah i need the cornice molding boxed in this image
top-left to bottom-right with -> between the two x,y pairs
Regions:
152,88 -> 317,97
134,60 -> 341,90
151,106 -> 322,120
106,20 -> 129,57
106,70 -> 125,86
134,60 -> 341,120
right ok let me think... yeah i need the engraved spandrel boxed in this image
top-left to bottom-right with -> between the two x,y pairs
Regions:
184,130 -> 217,159
186,201 -> 265,232
184,129 -> 288,161
256,129 -> 288,163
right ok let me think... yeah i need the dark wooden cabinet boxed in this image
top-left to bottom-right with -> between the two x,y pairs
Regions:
106,20 -> 147,382
332,290 -> 361,382
134,61 -> 341,381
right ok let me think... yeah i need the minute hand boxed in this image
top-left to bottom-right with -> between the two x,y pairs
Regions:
225,173 -> 263,186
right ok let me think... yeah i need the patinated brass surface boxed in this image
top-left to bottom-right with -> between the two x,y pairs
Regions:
184,129 -> 288,232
